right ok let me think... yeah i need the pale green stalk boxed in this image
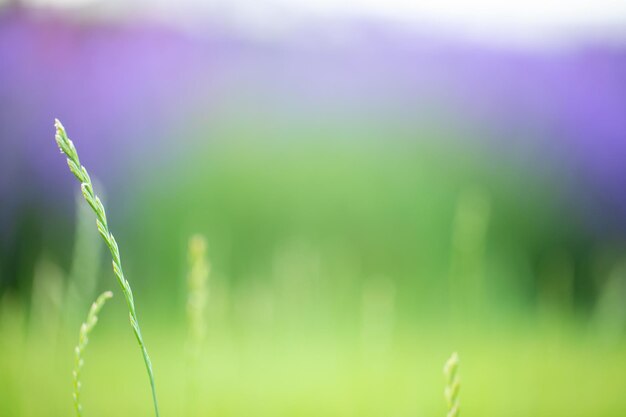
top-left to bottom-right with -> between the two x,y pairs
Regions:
54,119 -> 160,417
187,234 -> 209,358
185,234 -> 209,416
65,190 -> 102,325
73,291 -> 112,417
444,352 -> 460,417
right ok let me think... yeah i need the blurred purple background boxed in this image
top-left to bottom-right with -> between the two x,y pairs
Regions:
2,5 -> 626,237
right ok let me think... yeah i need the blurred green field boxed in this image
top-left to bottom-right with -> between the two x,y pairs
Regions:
2,309 -> 626,417
3,121 -> 626,417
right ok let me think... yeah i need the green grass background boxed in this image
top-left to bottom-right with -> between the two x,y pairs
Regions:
2,118 -> 625,416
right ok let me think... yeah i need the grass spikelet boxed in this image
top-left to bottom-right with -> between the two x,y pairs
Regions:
73,291 -> 112,417
54,119 -> 160,417
444,352 -> 460,417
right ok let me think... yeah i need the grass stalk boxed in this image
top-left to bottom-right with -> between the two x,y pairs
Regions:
54,119 -> 160,417
73,291 -> 112,417
185,234 -> 209,416
187,234 -> 209,357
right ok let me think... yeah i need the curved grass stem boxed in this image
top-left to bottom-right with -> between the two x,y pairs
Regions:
55,119 -> 160,417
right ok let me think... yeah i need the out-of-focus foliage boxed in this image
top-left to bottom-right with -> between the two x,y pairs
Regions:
1,5 -> 626,417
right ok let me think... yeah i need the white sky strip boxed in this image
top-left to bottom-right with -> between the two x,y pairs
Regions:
15,0 -> 626,45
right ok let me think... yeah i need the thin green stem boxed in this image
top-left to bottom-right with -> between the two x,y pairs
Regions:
55,119 -> 160,417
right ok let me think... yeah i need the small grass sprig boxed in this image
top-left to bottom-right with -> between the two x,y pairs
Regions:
444,352 -> 460,417
54,119 -> 160,417
73,291 -> 112,417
